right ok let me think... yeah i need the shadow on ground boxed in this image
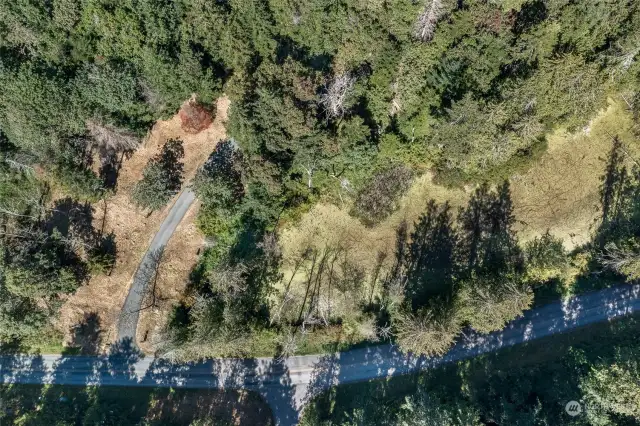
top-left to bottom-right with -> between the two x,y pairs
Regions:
1,282 -> 638,426
0,337 -> 276,426
300,311 -> 640,425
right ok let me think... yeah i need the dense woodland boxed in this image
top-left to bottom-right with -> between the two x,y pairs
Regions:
0,0 -> 639,394
301,313 -> 640,425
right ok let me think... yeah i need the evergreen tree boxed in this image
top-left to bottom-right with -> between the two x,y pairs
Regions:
131,139 -> 184,211
397,391 -> 481,426
581,350 -> 640,425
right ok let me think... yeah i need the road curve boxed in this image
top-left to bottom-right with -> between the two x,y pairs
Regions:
2,283 -> 639,426
117,188 -> 196,342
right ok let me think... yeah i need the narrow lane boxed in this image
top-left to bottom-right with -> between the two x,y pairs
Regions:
2,283 -> 639,426
116,188 -> 196,342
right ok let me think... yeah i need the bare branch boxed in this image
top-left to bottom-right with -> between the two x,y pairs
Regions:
276,329 -> 300,361
319,73 -> 356,119
207,261 -> 249,300
4,159 -> 35,174
598,242 -> 640,278
0,205 -> 38,219
302,164 -> 315,189
86,119 -> 140,154
414,0 -> 443,43
138,79 -> 165,111
257,232 -> 282,262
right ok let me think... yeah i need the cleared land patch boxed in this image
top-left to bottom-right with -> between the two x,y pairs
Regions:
277,173 -> 469,318
57,97 -> 229,351
279,172 -> 469,280
278,100 -> 639,308
512,99 -> 640,249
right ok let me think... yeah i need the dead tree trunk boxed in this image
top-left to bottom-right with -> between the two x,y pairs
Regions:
369,251 -> 387,305
297,250 -> 318,324
308,248 -> 330,321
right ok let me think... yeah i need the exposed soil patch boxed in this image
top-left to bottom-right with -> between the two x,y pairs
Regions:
57,96 -> 229,350
179,99 -> 214,134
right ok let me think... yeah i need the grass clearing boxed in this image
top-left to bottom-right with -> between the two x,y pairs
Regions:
278,172 -> 469,298
278,99 -> 640,304
511,99 -> 640,249
0,384 -> 272,425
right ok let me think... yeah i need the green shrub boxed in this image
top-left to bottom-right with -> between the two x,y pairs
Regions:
352,165 -> 413,226
196,206 -> 237,239
525,231 -> 568,283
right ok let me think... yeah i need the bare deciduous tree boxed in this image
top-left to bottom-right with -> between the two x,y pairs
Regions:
208,261 -> 249,300
383,271 -> 407,310
353,165 -> 413,225
620,91 -> 638,114
599,242 -> 640,279
414,0 -> 443,43
607,36 -> 640,81
319,73 -> 356,119
0,185 -> 46,220
258,232 -> 281,262
86,119 -> 139,154
395,309 -> 460,356
357,315 -> 379,341
376,323 -> 393,341
276,329 -> 300,361
138,79 -> 166,111
301,162 -> 316,189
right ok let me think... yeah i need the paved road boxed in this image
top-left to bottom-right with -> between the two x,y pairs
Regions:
117,188 -> 196,341
2,283 -> 638,426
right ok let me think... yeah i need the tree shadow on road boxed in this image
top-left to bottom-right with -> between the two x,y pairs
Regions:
68,312 -> 103,356
0,338 -> 276,425
299,312 -> 640,425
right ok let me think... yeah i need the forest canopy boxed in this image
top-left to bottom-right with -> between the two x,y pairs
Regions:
0,0 -> 639,363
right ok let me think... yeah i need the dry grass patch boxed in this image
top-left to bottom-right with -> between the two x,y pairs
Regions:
57,96 -> 229,349
277,99 -> 639,303
278,172 -> 468,299
511,99 -> 640,249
